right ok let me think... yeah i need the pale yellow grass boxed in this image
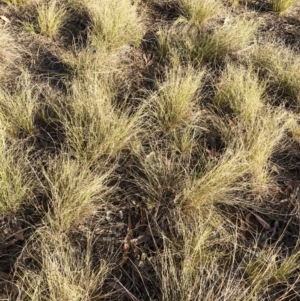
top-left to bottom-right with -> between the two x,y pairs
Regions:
252,42 -> 300,107
271,0 -> 298,14
41,156 -> 114,233
149,65 -> 205,132
37,0 -> 68,38
178,0 -> 222,26
80,0 -> 143,51
18,228 -> 111,301
214,63 -> 266,124
0,71 -> 37,138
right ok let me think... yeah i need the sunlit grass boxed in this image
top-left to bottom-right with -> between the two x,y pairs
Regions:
214,63 -> 266,123
149,64 -> 205,132
237,107 -> 292,191
0,135 -> 35,214
53,73 -> 142,166
0,71 -> 37,138
271,0 -> 298,14
83,0 -> 144,51
41,156 -> 114,233
251,42 -> 300,107
37,0 -> 68,38
174,18 -> 258,63
178,0 -> 222,26
18,228 -> 111,301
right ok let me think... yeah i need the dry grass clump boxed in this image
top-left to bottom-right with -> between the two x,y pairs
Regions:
184,106 -> 291,207
148,65 -> 204,132
178,0 -> 222,26
55,74 -> 141,166
37,0 -> 68,38
214,63 -> 266,123
0,71 -> 37,138
18,228 -> 111,301
135,147 -> 190,210
174,18 -> 258,63
0,30 -> 23,83
156,25 -> 174,59
41,156 -> 114,233
0,140 -> 35,214
82,0 -> 143,51
184,148 -> 248,210
244,245 -> 300,299
159,211 -> 248,301
170,127 -> 200,160
237,107 -> 292,191
251,42 -> 300,107
288,114 -> 300,140
271,0 -> 298,14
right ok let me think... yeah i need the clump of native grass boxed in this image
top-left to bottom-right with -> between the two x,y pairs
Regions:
237,107 -> 292,192
156,25 -> 174,59
251,42 -> 300,107
148,64 -> 205,133
0,30 -> 23,83
214,63 -> 266,124
78,0 -> 143,51
244,245 -> 300,299
0,132 -> 35,214
178,0 -> 222,26
17,228 -> 112,301
37,0 -> 68,38
183,106 -> 292,208
160,214 -> 300,300
54,72 -> 141,167
271,0 -> 298,14
184,147 -> 248,210
41,156 -> 114,233
135,147 -> 191,210
159,210 -> 249,301
174,17 -> 258,63
0,71 -> 37,138
214,63 -> 292,191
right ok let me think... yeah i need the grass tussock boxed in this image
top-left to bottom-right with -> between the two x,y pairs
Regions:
18,228 -> 111,301
237,107 -> 292,191
57,75 -> 141,165
184,148 -> 248,209
42,156 -> 114,232
178,0 -> 222,26
251,42 -> 300,107
0,141 -> 35,214
135,148 -> 190,210
37,0 -> 68,38
0,71 -> 37,138
149,64 -> 205,132
159,212 -> 246,301
214,63 -> 266,123
83,0 -> 144,51
271,0 -> 298,14
173,18 -> 258,63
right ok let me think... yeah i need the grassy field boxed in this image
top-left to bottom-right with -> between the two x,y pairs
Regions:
0,0 -> 300,300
